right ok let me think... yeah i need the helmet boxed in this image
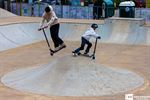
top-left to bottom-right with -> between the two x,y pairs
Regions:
45,5 -> 53,13
45,6 -> 51,12
91,23 -> 98,29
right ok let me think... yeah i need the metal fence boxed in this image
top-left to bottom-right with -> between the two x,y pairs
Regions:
3,2 -> 150,21
7,2 -> 114,19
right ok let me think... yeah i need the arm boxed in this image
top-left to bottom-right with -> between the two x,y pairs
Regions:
91,31 -> 101,39
38,13 -> 46,31
39,17 -> 45,28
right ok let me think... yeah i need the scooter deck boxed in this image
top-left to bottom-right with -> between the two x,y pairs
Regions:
72,52 -> 91,57
72,52 -> 95,59
50,45 -> 66,56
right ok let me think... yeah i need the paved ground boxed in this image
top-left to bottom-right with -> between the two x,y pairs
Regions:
0,8 -> 150,100
0,41 -> 149,100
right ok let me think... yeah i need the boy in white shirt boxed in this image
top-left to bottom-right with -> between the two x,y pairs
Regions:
72,23 -> 101,55
38,5 -> 66,51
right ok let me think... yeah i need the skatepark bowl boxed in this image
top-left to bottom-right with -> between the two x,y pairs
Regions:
0,10 -> 150,100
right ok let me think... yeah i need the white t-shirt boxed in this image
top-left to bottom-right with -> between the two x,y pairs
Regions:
39,5 -> 58,28
82,27 -> 100,41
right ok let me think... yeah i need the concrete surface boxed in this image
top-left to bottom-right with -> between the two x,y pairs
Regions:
0,8 -> 16,18
0,17 -> 149,52
1,56 -> 144,96
0,9 -> 150,100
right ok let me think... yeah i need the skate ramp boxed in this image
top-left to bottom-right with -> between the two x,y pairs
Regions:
0,23 -> 44,51
100,18 -> 150,45
1,56 -> 144,96
0,18 -> 150,51
0,8 -> 16,18
0,17 -> 149,96
58,18 -> 150,45
0,22 -> 97,51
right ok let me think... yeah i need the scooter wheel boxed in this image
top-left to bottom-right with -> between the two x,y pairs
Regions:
92,56 -> 95,59
72,53 -> 77,57
50,52 -> 53,56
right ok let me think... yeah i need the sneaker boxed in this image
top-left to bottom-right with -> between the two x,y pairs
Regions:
72,51 -> 81,55
84,52 -> 88,55
54,46 -> 60,51
72,51 -> 76,53
77,52 -> 81,55
60,43 -> 66,48
83,52 -> 90,57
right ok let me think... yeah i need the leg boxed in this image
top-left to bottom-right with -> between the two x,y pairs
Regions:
50,23 -> 64,48
84,41 -> 92,54
74,37 -> 86,53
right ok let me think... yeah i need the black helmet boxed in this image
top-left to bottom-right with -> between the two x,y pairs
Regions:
91,23 -> 98,29
45,6 -> 51,13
